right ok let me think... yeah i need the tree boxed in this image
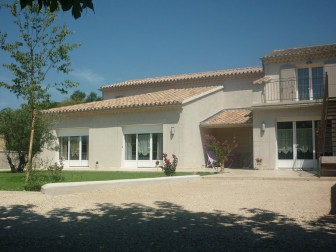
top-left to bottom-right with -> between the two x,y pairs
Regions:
0,107 -> 55,173
20,0 -> 94,19
70,90 -> 86,102
0,1 -> 79,180
50,90 -> 101,107
85,91 -> 101,102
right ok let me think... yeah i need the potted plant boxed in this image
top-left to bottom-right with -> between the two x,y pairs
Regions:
255,157 -> 262,165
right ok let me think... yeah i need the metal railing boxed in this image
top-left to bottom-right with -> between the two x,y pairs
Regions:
264,77 -> 326,102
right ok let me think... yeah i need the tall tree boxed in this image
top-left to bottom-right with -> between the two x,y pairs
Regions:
20,0 -> 94,19
0,1 -> 79,180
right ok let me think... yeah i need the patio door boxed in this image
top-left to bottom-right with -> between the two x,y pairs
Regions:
124,130 -> 163,168
277,121 -> 316,169
59,135 -> 89,167
297,67 -> 324,100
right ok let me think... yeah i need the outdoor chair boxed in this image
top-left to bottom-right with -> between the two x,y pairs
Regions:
206,151 -> 219,172
243,154 -> 253,169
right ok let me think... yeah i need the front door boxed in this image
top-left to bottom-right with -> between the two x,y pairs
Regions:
277,121 -> 316,169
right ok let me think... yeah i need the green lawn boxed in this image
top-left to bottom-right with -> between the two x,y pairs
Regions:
0,170 -> 210,191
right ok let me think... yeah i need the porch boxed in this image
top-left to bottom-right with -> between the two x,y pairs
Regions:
200,109 -> 253,169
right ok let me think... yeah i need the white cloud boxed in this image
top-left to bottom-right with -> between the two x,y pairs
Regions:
71,68 -> 105,84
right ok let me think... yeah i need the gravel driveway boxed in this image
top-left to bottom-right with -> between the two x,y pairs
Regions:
1,179 -> 335,251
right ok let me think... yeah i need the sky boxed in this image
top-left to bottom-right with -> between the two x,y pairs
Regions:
1,0 -> 336,109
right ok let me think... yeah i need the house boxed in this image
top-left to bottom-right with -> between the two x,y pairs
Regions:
43,43 -> 336,171
252,44 -> 336,171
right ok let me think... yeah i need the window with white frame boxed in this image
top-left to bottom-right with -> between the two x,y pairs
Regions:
59,136 -> 89,161
125,133 -> 163,161
297,66 -> 324,100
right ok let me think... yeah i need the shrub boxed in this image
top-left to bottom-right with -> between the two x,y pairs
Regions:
24,159 -> 64,191
47,160 -> 64,182
24,168 -> 49,191
204,134 -> 238,168
162,153 -> 178,176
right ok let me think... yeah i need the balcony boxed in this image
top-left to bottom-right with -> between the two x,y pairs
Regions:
261,77 -> 335,104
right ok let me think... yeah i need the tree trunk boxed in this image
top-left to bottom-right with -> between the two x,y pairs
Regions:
6,153 -> 17,173
17,151 -> 27,172
25,109 -> 36,182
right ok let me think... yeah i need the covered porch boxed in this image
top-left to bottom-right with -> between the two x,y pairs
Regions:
200,108 -> 253,169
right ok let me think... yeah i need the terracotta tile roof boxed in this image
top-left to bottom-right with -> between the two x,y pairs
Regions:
200,109 -> 252,127
101,66 -> 263,90
45,86 -> 222,114
253,76 -> 272,85
262,44 -> 336,63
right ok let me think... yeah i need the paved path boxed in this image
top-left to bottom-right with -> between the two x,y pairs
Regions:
1,178 -> 335,251
203,168 -> 326,180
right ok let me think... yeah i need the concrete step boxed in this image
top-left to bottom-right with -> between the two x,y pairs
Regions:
320,156 -> 336,177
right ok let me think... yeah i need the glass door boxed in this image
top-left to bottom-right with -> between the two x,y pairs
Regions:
59,136 -> 89,167
137,134 -> 151,167
277,121 -> 316,169
295,121 -> 315,168
298,68 -> 309,100
124,133 -> 163,168
69,136 -> 80,166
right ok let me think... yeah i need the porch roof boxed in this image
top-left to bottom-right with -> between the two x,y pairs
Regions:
44,86 -> 222,114
253,76 -> 272,85
200,108 -> 252,128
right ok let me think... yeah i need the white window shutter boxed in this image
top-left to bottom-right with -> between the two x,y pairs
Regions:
325,64 -> 336,97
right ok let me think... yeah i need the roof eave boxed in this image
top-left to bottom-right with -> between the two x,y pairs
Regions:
43,104 -> 182,115
101,67 -> 263,90
200,123 -> 252,128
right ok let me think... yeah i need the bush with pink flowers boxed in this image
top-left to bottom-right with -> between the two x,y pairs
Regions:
162,153 -> 178,176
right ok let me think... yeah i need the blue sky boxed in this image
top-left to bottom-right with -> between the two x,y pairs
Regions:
1,0 -> 336,109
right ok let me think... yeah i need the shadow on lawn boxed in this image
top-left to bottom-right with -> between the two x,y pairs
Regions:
1,202 -> 335,251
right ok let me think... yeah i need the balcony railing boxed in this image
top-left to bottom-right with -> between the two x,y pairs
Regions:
264,77 -> 329,103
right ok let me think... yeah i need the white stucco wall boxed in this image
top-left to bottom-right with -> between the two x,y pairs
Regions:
45,108 -> 181,169
180,78 -> 255,168
253,105 -> 322,170
0,151 -> 9,169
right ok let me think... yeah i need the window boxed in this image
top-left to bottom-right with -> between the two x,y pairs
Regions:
296,121 -> 313,159
138,134 -> 150,160
70,136 -> 80,160
125,133 -> 163,161
58,136 -> 89,161
297,67 -> 324,100
125,134 -> 136,160
277,122 -> 293,160
312,67 -> 324,99
59,137 -> 68,160
298,68 -> 309,100
81,136 -> 89,160
277,121 -> 314,160
152,133 -> 163,160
